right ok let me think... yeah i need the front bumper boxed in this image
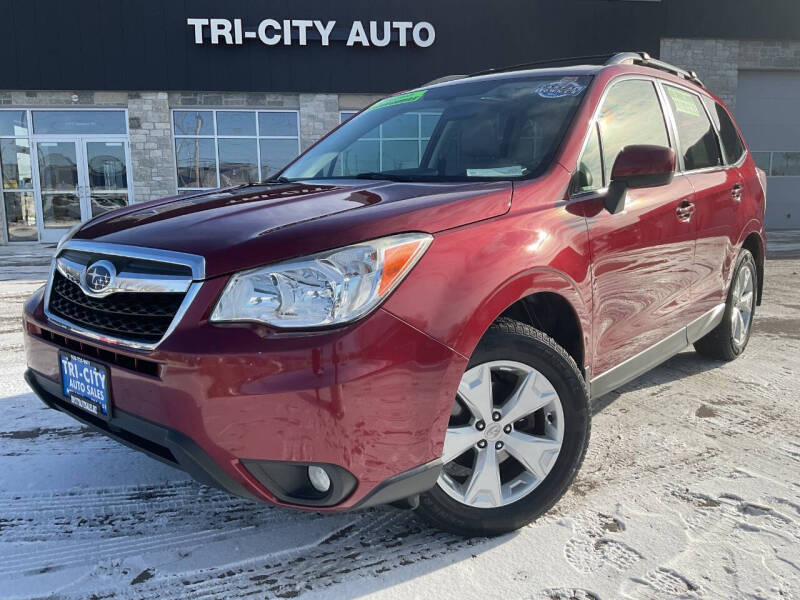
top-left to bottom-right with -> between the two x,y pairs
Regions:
23,287 -> 465,510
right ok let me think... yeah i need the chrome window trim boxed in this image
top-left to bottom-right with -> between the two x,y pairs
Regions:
43,240 -> 206,353
657,80 -> 726,175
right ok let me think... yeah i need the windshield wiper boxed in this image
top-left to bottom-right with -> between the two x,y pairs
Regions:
265,176 -> 292,184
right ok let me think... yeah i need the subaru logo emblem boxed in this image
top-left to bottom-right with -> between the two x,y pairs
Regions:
83,260 -> 116,294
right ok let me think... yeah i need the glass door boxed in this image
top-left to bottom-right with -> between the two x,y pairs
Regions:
35,140 -> 83,243
33,137 -> 132,242
83,140 -> 130,218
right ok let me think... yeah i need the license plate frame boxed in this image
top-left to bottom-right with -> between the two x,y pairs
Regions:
58,351 -> 112,421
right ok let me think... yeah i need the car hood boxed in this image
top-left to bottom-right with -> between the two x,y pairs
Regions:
75,180 -> 512,278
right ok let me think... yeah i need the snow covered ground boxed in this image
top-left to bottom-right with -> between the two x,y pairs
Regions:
1,257 -> 798,600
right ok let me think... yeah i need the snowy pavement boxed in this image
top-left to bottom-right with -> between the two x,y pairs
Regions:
1,258 -> 799,600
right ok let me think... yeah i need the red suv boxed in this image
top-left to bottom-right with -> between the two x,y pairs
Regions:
23,52 -> 766,536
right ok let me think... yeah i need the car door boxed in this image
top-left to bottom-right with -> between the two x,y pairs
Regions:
574,78 -> 698,381
661,84 -> 740,322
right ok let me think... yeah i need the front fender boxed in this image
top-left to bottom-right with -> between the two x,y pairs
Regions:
383,203 -> 592,365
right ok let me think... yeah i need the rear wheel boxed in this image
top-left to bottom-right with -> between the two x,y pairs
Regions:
694,249 -> 757,361
417,318 -> 590,537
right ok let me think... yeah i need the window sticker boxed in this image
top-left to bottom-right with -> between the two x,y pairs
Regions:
367,90 -> 427,111
535,78 -> 587,98
466,166 -> 526,177
667,87 -> 701,117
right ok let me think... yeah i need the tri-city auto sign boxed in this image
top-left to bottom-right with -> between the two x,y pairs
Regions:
187,18 -> 436,48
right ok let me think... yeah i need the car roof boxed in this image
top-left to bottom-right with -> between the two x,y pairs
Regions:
417,52 -> 711,99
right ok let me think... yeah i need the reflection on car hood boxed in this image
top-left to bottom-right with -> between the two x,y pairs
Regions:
74,180 -> 512,277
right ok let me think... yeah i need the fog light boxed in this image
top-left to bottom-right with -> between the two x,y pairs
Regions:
308,465 -> 331,493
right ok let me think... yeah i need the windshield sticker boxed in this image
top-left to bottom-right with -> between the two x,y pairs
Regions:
367,90 -> 427,111
535,78 -> 586,98
667,87 -> 701,117
466,166 -> 526,177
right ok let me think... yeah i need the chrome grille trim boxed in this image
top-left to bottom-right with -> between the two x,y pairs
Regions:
55,255 -> 192,297
43,240 -> 206,353
59,240 -> 205,278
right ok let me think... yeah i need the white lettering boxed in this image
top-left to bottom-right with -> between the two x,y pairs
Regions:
413,22 -> 435,47
210,18 -> 233,45
369,21 -> 391,47
293,19 -> 313,46
186,18 -> 209,44
193,18 -> 435,49
393,21 -> 413,47
283,19 -> 291,46
314,20 -> 335,46
347,21 -> 369,47
258,19 -> 282,45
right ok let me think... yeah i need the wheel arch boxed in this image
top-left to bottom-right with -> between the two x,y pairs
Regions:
463,268 -> 591,379
740,230 -> 765,306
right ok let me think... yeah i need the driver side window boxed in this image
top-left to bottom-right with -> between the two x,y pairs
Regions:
574,79 -> 670,194
575,124 -> 603,193
598,79 -> 670,173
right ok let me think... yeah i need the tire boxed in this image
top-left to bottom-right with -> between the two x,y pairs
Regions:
694,249 -> 757,361
416,318 -> 591,537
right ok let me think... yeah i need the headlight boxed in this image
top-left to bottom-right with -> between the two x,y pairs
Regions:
210,233 -> 432,328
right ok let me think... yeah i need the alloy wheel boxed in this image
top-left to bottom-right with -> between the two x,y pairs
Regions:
731,262 -> 755,349
438,360 -> 565,508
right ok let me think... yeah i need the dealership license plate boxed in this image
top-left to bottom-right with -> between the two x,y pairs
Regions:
59,352 -> 111,420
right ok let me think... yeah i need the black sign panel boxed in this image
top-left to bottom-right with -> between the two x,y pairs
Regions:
0,0 -> 798,93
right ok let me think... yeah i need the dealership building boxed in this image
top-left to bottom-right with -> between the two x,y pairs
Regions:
1,0 -> 799,244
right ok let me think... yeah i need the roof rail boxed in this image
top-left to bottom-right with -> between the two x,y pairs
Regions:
606,51 -> 705,88
422,74 -> 467,86
420,51 -> 705,89
467,53 -> 618,78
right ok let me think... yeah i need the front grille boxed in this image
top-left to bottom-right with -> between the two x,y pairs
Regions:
49,271 -> 185,344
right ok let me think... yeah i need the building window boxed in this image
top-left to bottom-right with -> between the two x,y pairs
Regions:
173,110 -> 300,192
337,110 -> 441,174
750,151 -> 800,177
0,110 -> 36,241
1,108 -> 130,243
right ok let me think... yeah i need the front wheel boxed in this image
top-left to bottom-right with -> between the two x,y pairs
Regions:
694,249 -> 757,361
416,318 -> 590,537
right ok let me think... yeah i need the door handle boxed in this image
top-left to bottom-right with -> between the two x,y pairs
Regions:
676,200 -> 695,221
732,183 -> 743,202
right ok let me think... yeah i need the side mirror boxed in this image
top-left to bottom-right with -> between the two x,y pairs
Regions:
604,145 -> 676,214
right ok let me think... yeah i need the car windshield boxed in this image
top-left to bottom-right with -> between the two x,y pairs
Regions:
280,75 -> 592,183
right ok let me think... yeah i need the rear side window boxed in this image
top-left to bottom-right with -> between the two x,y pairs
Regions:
665,86 -> 722,171
597,80 -> 670,174
714,103 -> 745,164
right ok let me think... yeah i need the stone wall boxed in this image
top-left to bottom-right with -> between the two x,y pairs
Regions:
127,92 -> 175,203
660,38 -> 739,108
660,38 -> 800,112
298,94 -> 340,151
167,91 -> 300,109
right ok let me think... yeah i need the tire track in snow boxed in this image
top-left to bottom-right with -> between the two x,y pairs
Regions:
0,527 -> 258,576
82,510 -> 485,600
0,482 -> 335,543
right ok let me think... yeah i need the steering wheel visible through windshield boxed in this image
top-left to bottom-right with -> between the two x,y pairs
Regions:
280,75 -> 592,183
